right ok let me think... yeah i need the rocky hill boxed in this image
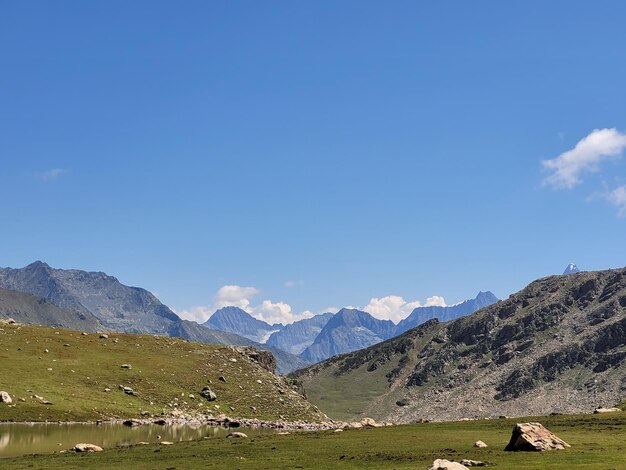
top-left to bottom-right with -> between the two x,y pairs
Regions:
300,308 -> 396,363
292,268 -> 626,422
0,321 -> 325,423
394,291 -> 499,336
0,262 -> 307,374
0,287 -> 104,331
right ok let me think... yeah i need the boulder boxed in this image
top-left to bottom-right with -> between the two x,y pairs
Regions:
427,459 -> 469,470
200,386 -> 217,401
73,443 -> 103,452
474,440 -> 488,448
504,422 -> 570,451
120,364 -> 132,369
0,391 -> 12,404
594,407 -> 621,413
227,432 -> 248,438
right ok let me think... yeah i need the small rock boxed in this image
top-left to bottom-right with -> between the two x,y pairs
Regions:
99,334 -> 109,339
120,364 -> 132,370
73,443 -> 103,453
0,391 -> 13,404
396,399 -> 409,407
460,460 -> 488,467
160,441 -> 174,445
200,386 -> 217,401
334,429 -> 343,433
427,459 -> 469,470
474,440 -> 488,448
123,419 -> 142,427
360,417 -> 378,427
227,432 -> 248,438
594,407 -> 621,413
218,376 -> 227,383
504,422 -> 570,451
229,358 -> 237,363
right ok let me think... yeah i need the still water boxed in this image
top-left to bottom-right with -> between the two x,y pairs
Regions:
0,422 -> 274,458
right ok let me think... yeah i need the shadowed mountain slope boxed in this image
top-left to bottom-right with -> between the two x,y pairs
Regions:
0,287 -> 104,331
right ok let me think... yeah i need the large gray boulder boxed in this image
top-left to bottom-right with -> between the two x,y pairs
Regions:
504,422 -> 570,451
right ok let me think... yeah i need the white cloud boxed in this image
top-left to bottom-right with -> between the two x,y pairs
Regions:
213,285 -> 259,311
177,285 -> 314,325
425,295 -> 447,307
255,300 -> 314,325
284,280 -> 304,287
603,185 -> 626,217
362,295 -> 447,323
35,168 -> 67,181
542,128 -> 626,189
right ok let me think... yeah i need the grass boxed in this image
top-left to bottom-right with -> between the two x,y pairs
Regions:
1,413 -> 625,469
0,322 -> 323,422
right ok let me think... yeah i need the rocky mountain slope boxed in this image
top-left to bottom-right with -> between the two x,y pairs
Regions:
267,312 -> 335,355
394,291 -> 499,336
300,308 -> 396,363
0,321 -> 325,423
204,306 -> 281,343
0,262 -> 307,374
0,287 -> 104,331
292,268 -> 626,422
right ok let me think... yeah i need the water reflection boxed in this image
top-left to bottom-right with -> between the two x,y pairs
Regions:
0,423 -> 273,458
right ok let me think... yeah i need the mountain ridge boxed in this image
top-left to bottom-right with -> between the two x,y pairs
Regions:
0,261 -> 308,374
292,267 -> 626,422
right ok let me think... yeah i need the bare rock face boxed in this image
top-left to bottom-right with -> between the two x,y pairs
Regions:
504,422 -> 570,451
0,391 -> 12,404
73,443 -> 103,452
427,459 -> 469,470
234,347 -> 277,374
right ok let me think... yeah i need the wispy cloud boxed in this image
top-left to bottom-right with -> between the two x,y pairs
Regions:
542,128 -> 626,189
285,280 -> 304,288
602,185 -> 626,217
35,168 -> 68,181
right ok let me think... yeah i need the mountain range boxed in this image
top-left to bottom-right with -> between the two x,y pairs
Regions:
0,262 -> 308,374
394,291 -> 499,336
292,267 -> 626,422
198,292 -> 498,364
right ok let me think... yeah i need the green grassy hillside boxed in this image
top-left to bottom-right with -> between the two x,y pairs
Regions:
2,413 -> 625,469
0,322 -> 324,422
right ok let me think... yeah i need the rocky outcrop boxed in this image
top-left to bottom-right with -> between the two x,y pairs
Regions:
504,422 -> 570,451
234,347 -> 277,373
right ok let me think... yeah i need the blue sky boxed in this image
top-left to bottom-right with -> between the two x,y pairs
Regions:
2,1 -> 626,324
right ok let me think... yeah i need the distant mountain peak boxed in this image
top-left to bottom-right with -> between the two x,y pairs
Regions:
563,263 -> 580,275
